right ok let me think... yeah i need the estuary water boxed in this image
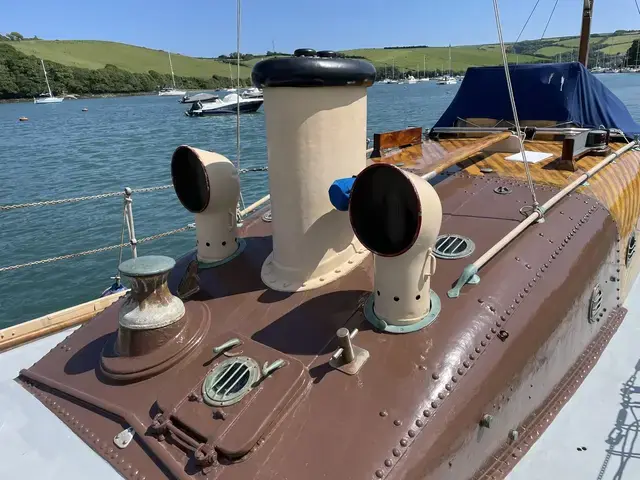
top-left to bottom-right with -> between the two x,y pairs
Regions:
1,74 -> 639,327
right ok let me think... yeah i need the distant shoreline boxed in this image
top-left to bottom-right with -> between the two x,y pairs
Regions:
0,91 -> 158,104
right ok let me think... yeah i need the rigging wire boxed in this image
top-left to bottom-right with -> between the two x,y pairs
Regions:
235,0 -> 246,212
515,0 -> 542,45
492,0 -> 539,209
635,0 -> 640,15
541,0 -> 560,39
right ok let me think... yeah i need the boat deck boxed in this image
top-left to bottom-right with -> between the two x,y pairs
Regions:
507,273 -> 640,480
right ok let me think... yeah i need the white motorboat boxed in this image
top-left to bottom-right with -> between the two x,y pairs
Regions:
180,92 -> 219,104
419,77 -> 430,82
437,76 -> 458,85
185,93 -> 263,116
158,52 -> 187,96
242,87 -> 263,98
404,75 -> 418,84
34,59 -> 64,104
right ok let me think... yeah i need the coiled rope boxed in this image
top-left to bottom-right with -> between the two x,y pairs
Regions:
492,0 -> 539,210
0,224 -> 195,272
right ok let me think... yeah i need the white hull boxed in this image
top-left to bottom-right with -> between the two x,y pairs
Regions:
34,96 -> 64,104
437,77 -> 458,85
158,89 -> 187,96
186,93 -> 263,116
507,274 -> 640,480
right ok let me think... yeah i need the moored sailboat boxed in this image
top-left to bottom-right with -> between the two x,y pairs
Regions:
34,59 -> 64,104
158,51 -> 187,96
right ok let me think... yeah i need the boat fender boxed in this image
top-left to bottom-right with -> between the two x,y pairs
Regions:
328,176 -> 356,211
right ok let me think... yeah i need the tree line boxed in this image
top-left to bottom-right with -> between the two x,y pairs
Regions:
0,43 -> 250,100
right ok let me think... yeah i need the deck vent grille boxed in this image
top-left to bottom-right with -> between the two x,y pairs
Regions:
626,233 -> 636,267
433,234 -> 475,259
202,356 -> 260,407
588,284 -> 603,324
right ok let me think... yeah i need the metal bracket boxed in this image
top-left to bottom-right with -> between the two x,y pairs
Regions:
329,328 -> 369,375
262,359 -> 286,378
113,427 -> 135,449
213,338 -> 241,355
448,264 -> 480,298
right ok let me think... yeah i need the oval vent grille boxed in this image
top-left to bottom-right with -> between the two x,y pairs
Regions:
433,234 -> 475,259
626,233 -> 636,267
589,284 -> 603,324
202,356 -> 260,407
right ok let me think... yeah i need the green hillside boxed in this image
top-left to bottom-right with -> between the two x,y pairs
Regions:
11,40 -> 251,79
341,46 -> 540,74
7,30 -> 640,81
342,30 -> 640,75
2,29 -> 640,100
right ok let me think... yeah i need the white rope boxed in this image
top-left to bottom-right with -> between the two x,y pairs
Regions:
492,0 -> 539,208
0,168 -> 267,212
0,224 -> 195,273
0,184 -> 173,211
541,0 -> 560,40
235,0 -> 246,212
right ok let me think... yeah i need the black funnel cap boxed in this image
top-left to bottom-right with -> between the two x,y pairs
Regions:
252,49 -> 376,88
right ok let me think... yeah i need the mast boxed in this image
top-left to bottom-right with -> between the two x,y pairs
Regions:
168,52 -> 176,88
392,58 -> 395,79
578,0 -> 594,66
41,59 -> 52,98
448,44 -> 452,76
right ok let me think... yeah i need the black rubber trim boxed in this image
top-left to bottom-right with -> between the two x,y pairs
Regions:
252,57 -> 376,88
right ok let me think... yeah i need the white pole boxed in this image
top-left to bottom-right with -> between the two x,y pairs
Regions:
123,188 -> 138,258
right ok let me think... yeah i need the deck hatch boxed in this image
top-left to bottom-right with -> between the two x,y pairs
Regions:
433,234 -> 475,259
202,356 -> 261,407
626,233 -> 636,267
589,284 -> 603,323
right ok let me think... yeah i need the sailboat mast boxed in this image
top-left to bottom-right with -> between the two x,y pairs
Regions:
448,44 -> 452,76
423,55 -> 426,78
41,59 -> 52,97
168,52 -> 176,88
578,0 -> 594,66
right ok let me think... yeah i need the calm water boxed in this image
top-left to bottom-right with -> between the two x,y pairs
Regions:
1,75 -> 639,327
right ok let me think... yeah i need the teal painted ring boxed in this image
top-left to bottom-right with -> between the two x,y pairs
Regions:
119,255 -> 176,277
364,290 -> 441,334
198,238 -> 247,270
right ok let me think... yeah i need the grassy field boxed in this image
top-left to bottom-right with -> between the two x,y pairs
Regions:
535,46 -> 572,57
341,46 -> 540,73
11,40 -> 252,79
7,30 -> 640,81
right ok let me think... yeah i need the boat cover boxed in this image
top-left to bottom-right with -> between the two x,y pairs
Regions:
433,62 -> 640,137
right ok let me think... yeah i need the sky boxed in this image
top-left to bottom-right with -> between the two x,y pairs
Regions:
1,0 -> 639,57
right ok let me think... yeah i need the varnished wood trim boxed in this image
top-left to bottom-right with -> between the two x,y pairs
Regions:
0,291 -> 127,352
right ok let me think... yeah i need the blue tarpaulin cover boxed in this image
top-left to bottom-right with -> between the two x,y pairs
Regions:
433,62 -> 640,137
